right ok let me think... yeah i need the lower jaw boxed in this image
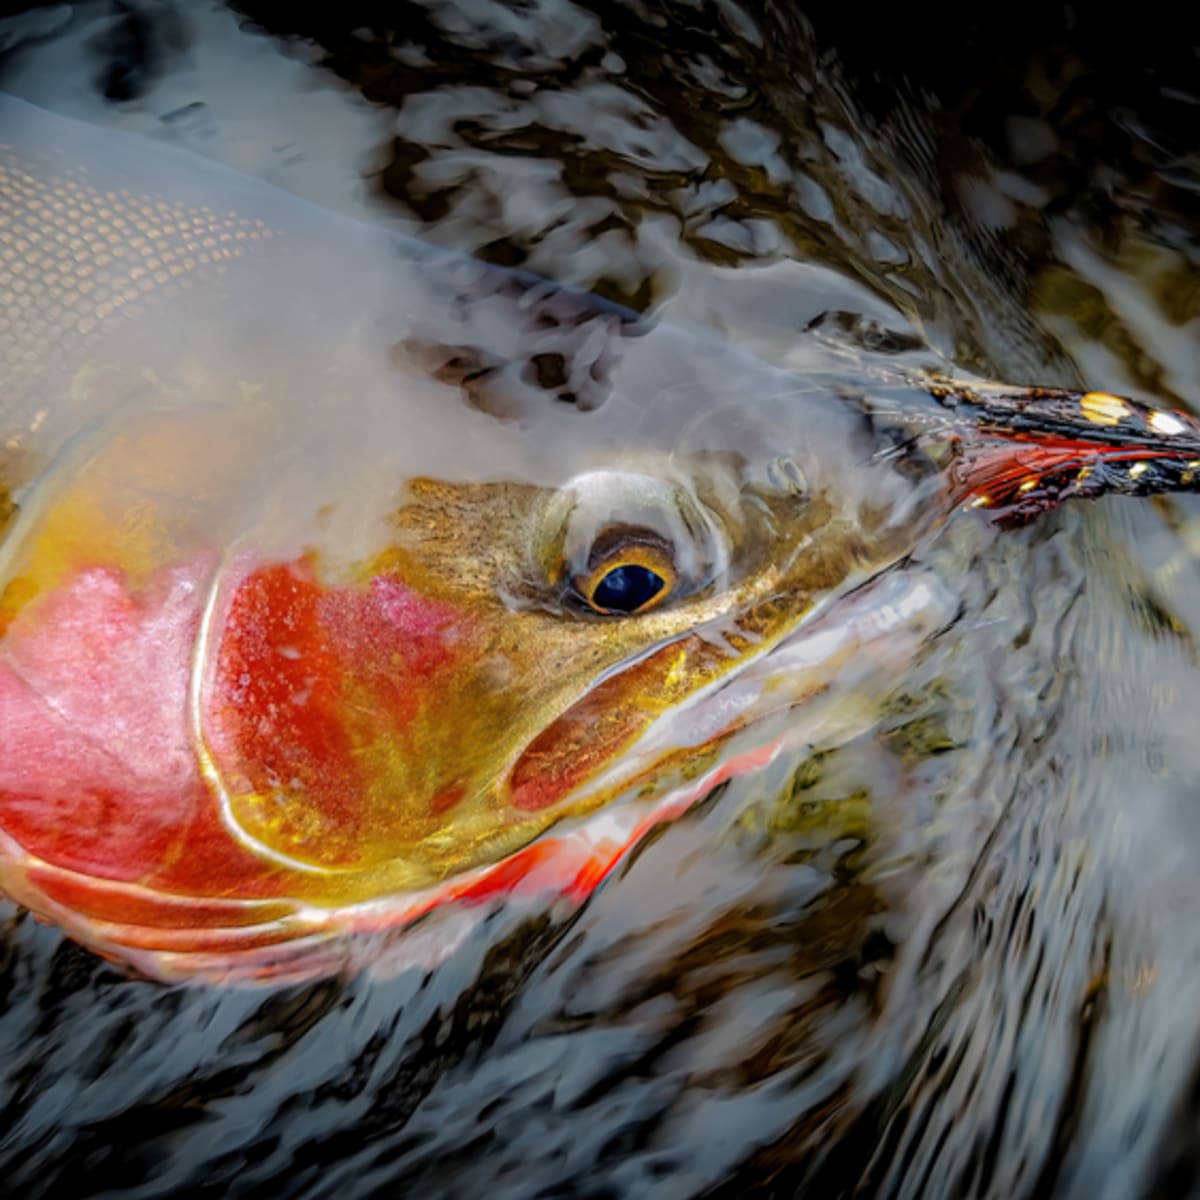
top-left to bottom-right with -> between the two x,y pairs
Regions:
0,775 -> 711,986
561,565 -> 959,813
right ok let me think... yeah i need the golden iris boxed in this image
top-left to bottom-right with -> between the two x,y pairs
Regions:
579,544 -> 677,615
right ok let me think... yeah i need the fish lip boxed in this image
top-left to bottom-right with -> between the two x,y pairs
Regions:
539,562 -> 960,816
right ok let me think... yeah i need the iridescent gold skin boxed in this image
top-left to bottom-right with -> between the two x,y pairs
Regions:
3,98 -> 1200,983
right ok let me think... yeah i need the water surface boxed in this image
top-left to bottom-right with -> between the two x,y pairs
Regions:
2,4 -> 1200,1197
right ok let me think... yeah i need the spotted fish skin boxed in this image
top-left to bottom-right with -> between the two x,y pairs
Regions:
0,134 -> 279,442
0,96 -> 930,983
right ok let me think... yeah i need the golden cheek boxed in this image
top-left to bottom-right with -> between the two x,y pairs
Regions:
577,544 -> 678,615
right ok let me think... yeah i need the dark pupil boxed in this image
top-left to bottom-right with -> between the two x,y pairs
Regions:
591,564 -> 665,613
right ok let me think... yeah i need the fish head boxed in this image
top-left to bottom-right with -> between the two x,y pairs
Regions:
174,361 -> 1200,945
188,356 -> 933,882
5,96 -> 1200,983
1,319 -> 960,981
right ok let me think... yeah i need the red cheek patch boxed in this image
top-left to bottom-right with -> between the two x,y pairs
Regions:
209,558 -> 364,836
203,558 -> 476,868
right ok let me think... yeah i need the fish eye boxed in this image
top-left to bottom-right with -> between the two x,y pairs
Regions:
577,539 -> 678,615
539,468 -> 730,617
592,565 -> 663,612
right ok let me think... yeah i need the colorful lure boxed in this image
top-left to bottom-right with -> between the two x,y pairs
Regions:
930,381 -> 1200,521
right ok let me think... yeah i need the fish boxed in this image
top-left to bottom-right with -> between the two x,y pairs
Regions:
4,95 -> 1200,985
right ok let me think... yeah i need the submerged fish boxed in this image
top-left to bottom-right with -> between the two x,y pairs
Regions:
3,96 -> 1200,985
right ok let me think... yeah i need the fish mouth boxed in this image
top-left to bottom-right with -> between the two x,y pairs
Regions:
557,379 -> 1200,824
506,564 -> 960,829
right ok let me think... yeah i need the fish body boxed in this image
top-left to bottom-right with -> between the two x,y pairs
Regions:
3,96 -> 1200,983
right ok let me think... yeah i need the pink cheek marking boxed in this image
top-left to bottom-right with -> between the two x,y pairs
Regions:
0,559 -> 239,884
2,562 -> 211,786
307,572 -> 477,728
364,575 -> 472,676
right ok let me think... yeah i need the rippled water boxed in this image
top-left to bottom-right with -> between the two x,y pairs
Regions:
3,4 -> 1200,1197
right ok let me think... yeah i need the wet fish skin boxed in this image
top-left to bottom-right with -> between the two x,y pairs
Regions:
3,95 -> 1200,984
0,95 -> 926,981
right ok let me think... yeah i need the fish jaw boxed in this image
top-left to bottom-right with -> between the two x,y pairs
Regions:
505,566 -> 959,825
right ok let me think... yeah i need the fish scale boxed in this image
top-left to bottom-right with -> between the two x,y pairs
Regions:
0,148 -> 270,396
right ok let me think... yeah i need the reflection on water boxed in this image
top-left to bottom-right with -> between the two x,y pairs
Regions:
2,4 -> 1200,1197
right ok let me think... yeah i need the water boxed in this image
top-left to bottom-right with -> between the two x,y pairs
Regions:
2,4 -> 1200,1197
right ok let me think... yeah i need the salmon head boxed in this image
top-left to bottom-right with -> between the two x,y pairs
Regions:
4,97 -> 1200,984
